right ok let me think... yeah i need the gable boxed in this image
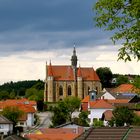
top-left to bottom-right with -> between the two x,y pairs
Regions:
101,92 -> 115,100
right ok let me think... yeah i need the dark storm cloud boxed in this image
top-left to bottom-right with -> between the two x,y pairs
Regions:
0,0 -> 114,53
0,0 -> 94,32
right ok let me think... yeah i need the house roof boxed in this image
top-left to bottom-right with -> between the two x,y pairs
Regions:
115,93 -> 136,100
134,111 -> 140,117
107,99 -> 129,104
47,65 -> 100,81
0,99 -> 36,113
89,100 -> 114,109
96,91 -> 116,99
0,115 -> 13,124
81,103 -> 88,111
0,98 -> 36,107
108,84 -> 140,94
102,110 -> 113,121
81,96 -> 89,103
25,133 -> 79,140
114,84 -> 134,93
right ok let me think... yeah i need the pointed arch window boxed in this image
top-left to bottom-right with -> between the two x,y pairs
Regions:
68,86 -> 72,96
88,86 -> 90,95
59,86 -> 63,96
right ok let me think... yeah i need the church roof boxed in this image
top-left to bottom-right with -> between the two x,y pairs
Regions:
47,65 -> 100,81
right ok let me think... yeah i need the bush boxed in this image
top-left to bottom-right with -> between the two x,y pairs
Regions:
132,114 -> 140,126
93,118 -> 104,127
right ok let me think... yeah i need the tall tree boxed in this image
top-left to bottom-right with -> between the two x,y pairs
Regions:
51,97 -> 81,126
2,106 -> 24,126
94,0 -> 140,61
112,106 -> 134,126
63,96 -> 81,121
96,67 -> 113,88
116,75 -> 129,86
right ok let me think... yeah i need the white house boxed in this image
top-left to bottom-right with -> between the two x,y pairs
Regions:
16,105 -> 36,128
0,99 -> 36,128
0,115 -> 13,135
97,89 -> 115,100
88,99 -> 114,125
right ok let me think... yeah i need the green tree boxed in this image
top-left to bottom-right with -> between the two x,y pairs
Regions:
63,96 -> 81,121
51,97 -> 80,126
112,106 -> 134,126
93,118 -> 104,127
0,91 -> 10,100
25,88 -> 43,101
9,90 -> 16,99
116,75 -> 129,86
132,114 -> 140,126
78,111 -> 89,126
133,76 -> 140,89
2,106 -> 24,126
51,101 -> 68,126
96,67 -> 113,88
94,0 -> 140,61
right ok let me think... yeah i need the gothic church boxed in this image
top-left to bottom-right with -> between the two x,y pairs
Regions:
44,48 -> 101,102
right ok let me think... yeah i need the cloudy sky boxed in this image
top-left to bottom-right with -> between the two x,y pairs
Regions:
0,0 -> 140,84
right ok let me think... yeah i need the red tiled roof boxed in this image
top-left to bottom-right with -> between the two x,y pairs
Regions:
107,99 -> 129,104
134,111 -> 140,117
110,84 -> 139,93
81,95 -> 89,103
89,99 -> 114,109
25,133 -> 79,140
39,128 -> 83,135
47,65 -> 100,81
0,99 -> 36,113
103,110 -> 113,121
16,104 -> 36,113
48,62 -> 53,76
81,103 -> 88,111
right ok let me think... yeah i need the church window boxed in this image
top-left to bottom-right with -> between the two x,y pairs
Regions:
59,86 -> 63,96
96,87 -> 98,94
88,86 -> 90,95
68,86 -> 72,96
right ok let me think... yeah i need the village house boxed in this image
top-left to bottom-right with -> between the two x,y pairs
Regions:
0,115 -> 13,136
0,99 -> 36,128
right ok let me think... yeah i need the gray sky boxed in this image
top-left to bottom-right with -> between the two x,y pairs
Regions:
0,0 -> 139,84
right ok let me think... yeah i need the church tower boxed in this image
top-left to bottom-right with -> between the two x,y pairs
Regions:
71,47 -> 78,82
77,66 -> 83,99
47,61 -> 54,102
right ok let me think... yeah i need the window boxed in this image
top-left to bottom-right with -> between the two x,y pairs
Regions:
20,122 -> 24,125
59,86 -> 63,96
91,93 -> 94,100
88,87 -> 90,95
0,125 -> 4,129
68,86 -> 72,96
96,87 -> 98,94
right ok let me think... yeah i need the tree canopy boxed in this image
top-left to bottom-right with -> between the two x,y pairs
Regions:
112,106 -> 134,126
96,67 -> 113,88
94,0 -> 140,61
51,96 -> 81,127
0,80 -> 44,100
2,106 -> 24,126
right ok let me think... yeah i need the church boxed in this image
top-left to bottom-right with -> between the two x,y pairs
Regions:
44,48 -> 102,102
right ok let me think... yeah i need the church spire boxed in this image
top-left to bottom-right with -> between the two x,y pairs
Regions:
48,60 -> 53,76
71,46 -> 78,69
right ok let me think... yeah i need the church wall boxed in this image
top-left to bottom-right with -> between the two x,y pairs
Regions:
83,81 -> 101,98
54,81 -> 75,101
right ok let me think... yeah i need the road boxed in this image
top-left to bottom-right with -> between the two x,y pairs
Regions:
23,111 -> 53,135
36,111 -> 53,128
